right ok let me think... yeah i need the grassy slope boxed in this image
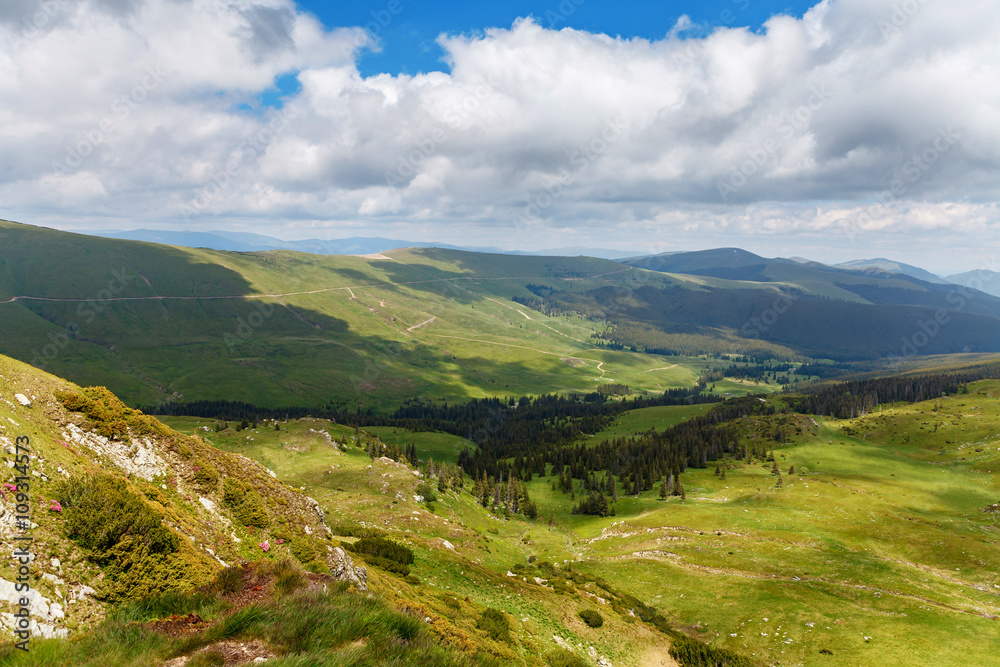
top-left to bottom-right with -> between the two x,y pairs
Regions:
165,381 -> 1000,666
0,355 -> 353,637
0,220 -> 713,410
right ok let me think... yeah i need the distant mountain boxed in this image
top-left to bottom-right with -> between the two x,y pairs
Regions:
623,248 -> 799,278
6,221 -> 1000,407
89,229 -> 636,259
835,258 -> 947,284
91,229 -> 475,255
946,270 -> 1000,297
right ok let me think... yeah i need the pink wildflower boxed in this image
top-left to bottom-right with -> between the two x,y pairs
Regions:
259,541 -> 270,552
49,500 -> 63,513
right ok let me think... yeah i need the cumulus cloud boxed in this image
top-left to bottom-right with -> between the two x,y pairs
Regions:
0,0 -> 997,265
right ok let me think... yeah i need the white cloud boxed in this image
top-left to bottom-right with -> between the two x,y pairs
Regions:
0,0 -> 997,265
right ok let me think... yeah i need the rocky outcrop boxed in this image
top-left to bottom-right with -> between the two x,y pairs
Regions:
328,547 -> 367,591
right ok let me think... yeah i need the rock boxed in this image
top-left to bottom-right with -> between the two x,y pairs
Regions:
51,558 -> 61,571
328,547 -> 367,591
72,585 -> 97,601
14,394 -> 31,407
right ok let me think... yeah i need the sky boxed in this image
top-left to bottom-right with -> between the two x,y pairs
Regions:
0,0 -> 997,274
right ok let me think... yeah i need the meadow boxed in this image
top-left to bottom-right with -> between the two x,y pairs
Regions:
162,379 -> 1000,666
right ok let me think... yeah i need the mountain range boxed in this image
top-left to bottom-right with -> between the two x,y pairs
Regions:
4,220 -> 1000,409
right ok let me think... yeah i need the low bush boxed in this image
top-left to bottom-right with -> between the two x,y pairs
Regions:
56,473 -> 212,602
578,609 -> 603,628
193,459 -> 219,492
345,536 -> 415,577
476,608 -> 511,644
222,478 -> 269,528
56,387 -> 170,441
543,648 -> 589,667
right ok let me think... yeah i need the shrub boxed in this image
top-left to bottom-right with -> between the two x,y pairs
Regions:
543,648 -> 589,667
348,536 -> 414,565
578,609 -> 603,628
55,387 -> 170,440
476,608 -> 511,643
345,536 -> 415,577
416,482 -> 437,503
330,522 -> 383,538
222,478 -> 269,528
289,537 -> 318,564
56,474 -> 212,602
193,459 -> 219,492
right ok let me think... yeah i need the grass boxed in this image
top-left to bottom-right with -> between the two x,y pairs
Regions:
13,349 -> 999,666
0,220 -> 719,410
163,383 -> 1000,665
0,561 -> 497,667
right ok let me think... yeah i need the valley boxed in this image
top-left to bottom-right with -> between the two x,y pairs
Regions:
1,222 -> 999,666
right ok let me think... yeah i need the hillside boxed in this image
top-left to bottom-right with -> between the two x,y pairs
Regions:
0,354 -> 366,642
157,364 -> 1000,666
3,353 -> 999,665
0,355 -> 731,667
834,258 -> 948,284
947,269 -> 1000,297
4,220 -> 1000,411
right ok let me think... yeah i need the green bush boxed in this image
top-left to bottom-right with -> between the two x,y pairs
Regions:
55,387 -> 170,440
222,478 -> 269,528
416,482 -> 438,503
344,536 -> 415,577
578,609 -> 603,628
347,536 -> 414,564
543,648 -> 589,667
193,459 -> 219,492
476,608 -> 511,643
330,522 -> 383,538
56,474 -> 212,602
289,537 -> 318,564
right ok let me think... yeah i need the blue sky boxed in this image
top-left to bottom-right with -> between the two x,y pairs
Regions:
298,0 -> 816,77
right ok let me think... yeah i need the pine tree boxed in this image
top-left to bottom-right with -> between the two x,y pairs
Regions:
659,476 -> 668,500
788,465 -> 795,475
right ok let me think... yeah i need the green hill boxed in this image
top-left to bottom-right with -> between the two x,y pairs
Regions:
4,220 -> 1000,411
3,353 -> 999,666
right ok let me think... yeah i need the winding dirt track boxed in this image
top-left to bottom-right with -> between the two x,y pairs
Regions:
0,269 -> 633,306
